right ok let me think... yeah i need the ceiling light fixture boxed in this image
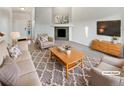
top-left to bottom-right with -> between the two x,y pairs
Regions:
20,7 -> 25,11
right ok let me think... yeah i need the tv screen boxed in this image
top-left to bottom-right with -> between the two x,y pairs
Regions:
97,20 -> 121,37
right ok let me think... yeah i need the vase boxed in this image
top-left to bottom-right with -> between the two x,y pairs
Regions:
66,50 -> 71,55
113,40 -> 118,44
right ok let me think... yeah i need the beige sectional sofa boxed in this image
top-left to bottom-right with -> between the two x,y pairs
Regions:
87,57 -> 124,86
0,40 -> 41,86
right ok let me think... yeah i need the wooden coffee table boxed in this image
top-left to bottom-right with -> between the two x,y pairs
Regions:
49,47 -> 85,79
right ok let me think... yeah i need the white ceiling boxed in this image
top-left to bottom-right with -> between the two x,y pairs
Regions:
12,7 -> 33,14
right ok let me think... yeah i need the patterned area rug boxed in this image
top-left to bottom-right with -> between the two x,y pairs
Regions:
30,49 -> 102,86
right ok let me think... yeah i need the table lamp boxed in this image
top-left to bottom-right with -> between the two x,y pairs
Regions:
0,32 -> 4,37
11,32 -> 20,45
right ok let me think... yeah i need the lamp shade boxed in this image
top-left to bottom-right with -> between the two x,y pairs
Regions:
0,32 -> 4,37
11,32 -> 20,40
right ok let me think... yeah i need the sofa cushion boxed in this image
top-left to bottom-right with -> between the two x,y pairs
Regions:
15,50 -> 31,63
0,41 -> 9,66
16,72 -> 41,86
102,55 -> 124,68
17,41 -> 29,51
97,62 -> 121,72
90,67 -> 120,86
42,42 -> 54,47
0,56 -> 20,85
16,59 -> 35,76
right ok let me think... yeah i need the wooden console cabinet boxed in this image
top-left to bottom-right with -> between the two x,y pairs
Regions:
91,39 -> 123,57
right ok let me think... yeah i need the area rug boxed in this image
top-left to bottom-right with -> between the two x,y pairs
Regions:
30,49 -> 102,86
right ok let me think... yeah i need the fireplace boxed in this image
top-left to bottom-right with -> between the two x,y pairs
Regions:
54,27 -> 69,40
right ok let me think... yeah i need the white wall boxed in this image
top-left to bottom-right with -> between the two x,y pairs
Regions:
72,7 -> 124,46
34,8 -> 53,38
13,12 -> 32,39
32,8 -> 35,39
35,7 -> 124,46
34,7 -> 72,39
52,7 -> 71,24
0,8 -> 12,43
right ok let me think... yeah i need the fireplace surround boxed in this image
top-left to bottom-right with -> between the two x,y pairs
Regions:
54,27 -> 69,40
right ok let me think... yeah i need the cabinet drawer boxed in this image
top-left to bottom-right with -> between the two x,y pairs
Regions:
91,40 -> 122,57
107,44 -> 121,49
108,50 -> 120,56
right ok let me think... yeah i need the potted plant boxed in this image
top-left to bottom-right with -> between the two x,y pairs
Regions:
63,45 -> 71,55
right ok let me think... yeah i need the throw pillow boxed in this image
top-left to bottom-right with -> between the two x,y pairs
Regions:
41,35 -> 48,42
40,34 -> 48,42
7,45 -> 22,59
0,56 -> 20,85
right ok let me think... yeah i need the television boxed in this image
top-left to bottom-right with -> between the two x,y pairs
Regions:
97,20 -> 121,37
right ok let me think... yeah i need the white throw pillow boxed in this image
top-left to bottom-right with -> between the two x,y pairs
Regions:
7,45 -> 22,59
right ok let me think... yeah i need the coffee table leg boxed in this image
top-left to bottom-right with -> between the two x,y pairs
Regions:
50,52 -> 53,60
66,65 -> 68,79
50,52 -> 52,60
50,52 -> 52,59
81,58 -> 83,68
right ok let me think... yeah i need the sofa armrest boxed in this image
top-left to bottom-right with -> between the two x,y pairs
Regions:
48,37 -> 54,42
89,67 -> 121,86
35,38 -> 44,49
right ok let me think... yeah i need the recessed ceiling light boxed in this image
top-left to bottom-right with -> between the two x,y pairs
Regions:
20,7 -> 25,11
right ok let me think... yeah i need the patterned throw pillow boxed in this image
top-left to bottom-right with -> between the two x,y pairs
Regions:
7,45 -> 22,59
41,35 -> 48,42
